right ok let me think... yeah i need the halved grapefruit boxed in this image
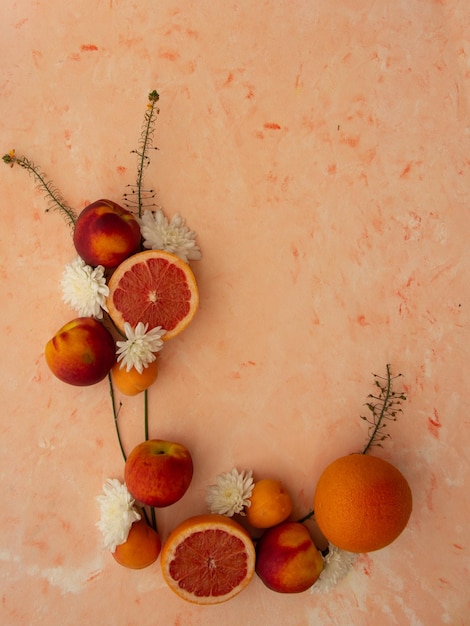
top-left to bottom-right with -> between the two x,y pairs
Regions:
160,514 -> 256,604
106,250 -> 199,340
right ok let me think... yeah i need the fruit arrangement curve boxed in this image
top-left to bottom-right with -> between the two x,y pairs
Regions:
4,90 -> 413,604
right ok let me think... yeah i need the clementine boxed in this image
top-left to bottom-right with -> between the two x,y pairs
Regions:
313,454 -> 412,552
111,359 -> 159,395
112,518 -> 161,569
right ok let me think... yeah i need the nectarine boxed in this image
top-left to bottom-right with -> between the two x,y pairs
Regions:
255,522 -> 324,593
73,199 -> 141,268
45,317 -> 115,386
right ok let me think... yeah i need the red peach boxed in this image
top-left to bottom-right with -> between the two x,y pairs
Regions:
125,439 -> 193,507
255,522 -> 324,593
45,317 -> 116,386
73,199 -> 141,268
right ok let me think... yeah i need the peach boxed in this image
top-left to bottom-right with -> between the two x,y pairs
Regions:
246,479 -> 293,528
73,199 -> 141,268
255,522 -> 324,593
113,518 -> 161,569
45,317 -> 116,386
125,439 -> 193,507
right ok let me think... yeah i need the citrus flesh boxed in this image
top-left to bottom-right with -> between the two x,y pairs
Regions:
107,250 -> 199,340
161,514 -> 256,604
313,453 -> 412,553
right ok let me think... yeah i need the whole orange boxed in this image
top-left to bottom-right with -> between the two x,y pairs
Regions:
111,359 -> 159,395
113,518 -> 161,569
246,479 -> 293,529
313,454 -> 412,553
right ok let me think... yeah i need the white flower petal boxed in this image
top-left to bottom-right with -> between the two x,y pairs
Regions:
311,544 -> 357,593
206,468 -> 254,517
96,479 -> 141,552
116,322 -> 165,373
61,257 -> 109,318
138,209 -> 201,263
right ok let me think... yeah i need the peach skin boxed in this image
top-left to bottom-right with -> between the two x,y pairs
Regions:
255,522 -> 324,593
73,199 -> 141,268
45,317 -> 116,386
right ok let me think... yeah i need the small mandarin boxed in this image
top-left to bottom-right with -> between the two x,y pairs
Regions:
112,518 -> 161,569
246,479 -> 293,529
313,453 -> 412,553
111,359 -> 159,395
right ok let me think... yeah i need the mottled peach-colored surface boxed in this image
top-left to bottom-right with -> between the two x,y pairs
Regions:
1,1 -> 469,624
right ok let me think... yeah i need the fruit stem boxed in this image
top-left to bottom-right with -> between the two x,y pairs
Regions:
3,150 -> 77,227
108,373 -> 127,461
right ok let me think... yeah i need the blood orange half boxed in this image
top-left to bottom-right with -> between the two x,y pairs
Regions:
107,250 -> 199,340
161,514 -> 256,604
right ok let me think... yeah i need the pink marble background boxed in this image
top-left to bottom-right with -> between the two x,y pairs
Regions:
1,1 -> 469,624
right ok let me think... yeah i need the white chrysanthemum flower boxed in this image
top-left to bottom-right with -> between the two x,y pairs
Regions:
138,209 -> 202,263
96,478 -> 141,552
61,256 -> 109,318
311,543 -> 357,593
206,468 -> 254,517
116,322 -> 166,374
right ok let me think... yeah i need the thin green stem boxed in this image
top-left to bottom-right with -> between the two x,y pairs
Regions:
297,510 -> 315,524
144,389 -> 149,441
108,373 -> 126,462
150,507 -> 157,532
141,508 -> 151,526
3,151 -> 77,226
362,364 -> 392,455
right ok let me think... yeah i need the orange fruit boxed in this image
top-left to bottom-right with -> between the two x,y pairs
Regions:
246,479 -> 293,529
313,454 -> 412,553
111,359 -> 159,395
160,514 -> 256,604
112,518 -> 161,569
107,250 -> 199,340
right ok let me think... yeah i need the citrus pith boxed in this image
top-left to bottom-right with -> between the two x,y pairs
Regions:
313,454 -> 412,552
107,250 -> 199,340
161,514 -> 256,604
